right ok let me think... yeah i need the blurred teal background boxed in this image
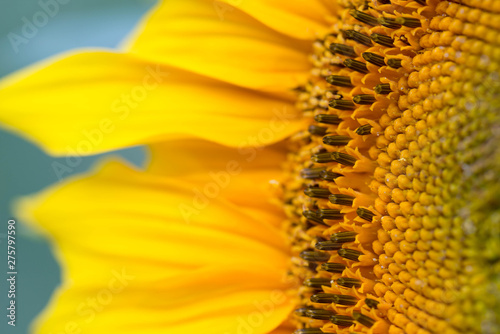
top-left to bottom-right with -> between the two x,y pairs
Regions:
0,0 -> 156,332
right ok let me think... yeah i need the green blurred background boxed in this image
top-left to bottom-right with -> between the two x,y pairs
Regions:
0,0 -> 156,332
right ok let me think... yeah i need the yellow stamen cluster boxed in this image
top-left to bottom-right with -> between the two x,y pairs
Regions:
281,1 -> 500,333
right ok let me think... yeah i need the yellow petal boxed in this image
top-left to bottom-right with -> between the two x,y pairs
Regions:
216,0 -> 337,39
19,160 -> 294,333
0,51 -> 304,155
127,0 -> 311,94
147,138 -> 288,226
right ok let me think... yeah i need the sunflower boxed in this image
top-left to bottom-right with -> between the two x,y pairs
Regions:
1,0 -> 500,333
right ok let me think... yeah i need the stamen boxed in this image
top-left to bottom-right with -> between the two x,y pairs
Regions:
300,167 -> 325,179
315,240 -> 343,251
415,0 -> 426,6
323,135 -> 351,146
343,59 -> 368,73
378,17 -> 401,29
374,83 -> 391,94
331,152 -> 356,166
300,250 -> 331,262
304,187 -> 331,198
395,16 -> 421,28
353,94 -> 376,105
356,207 -> 375,221
317,209 -> 343,220
355,124 -> 373,135
308,125 -> 329,136
294,307 -> 312,317
305,309 -> 336,320
371,33 -> 394,47
331,231 -> 357,243
304,278 -> 332,288
336,277 -> 362,288
329,194 -> 355,206
320,170 -> 343,181
330,43 -> 356,58
329,99 -> 356,110
325,75 -> 353,87
365,298 -> 380,309
330,315 -> 355,327
314,114 -> 342,124
362,52 -> 385,67
321,262 -> 346,273
338,248 -> 363,261
311,293 -> 358,305
293,329 -> 324,334
343,30 -> 373,47
349,10 -> 378,26
302,210 -> 325,225
353,312 -> 375,327
387,58 -> 402,68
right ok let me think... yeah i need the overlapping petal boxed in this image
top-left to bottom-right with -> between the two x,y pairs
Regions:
19,159 -> 294,334
0,51 -> 305,156
127,0 -> 312,94
147,139 -> 288,226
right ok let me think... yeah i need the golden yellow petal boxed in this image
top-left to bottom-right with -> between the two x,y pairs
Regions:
216,0 -> 336,40
126,0 -> 311,94
0,51 -> 305,155
148,139 -> 288,227
19,160 -> 294,333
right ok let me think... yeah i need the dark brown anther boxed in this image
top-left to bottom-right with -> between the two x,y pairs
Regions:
308,124 -> 329,136
321,262 -> 346,273
330,315 -> 355,327
293,329 -> 324,334
415,0 -> 426,5
314,114 -> 342,124
362,52 -> 385,67
300,250 -> 331,262
355,124 -> 373,135
378,17 -> 401,29
329,99 -> 356,110
304,278 -> 332,289
331,231 -> 357,243
336,277 -> 362,288
305,309 -> 336,320
302,210 -> 325,225
338,248 -> 363,261
397,16 -> 422,27
326,75 -> 353,87
315,241 -> 343,251
343,30 -> 373,47
320,170 -> 343,181
311,152 -> 335,163
330,43 -> 356,58
356,207 -> 375,221
349,10 -> 378,26
375,83 -> 391,94
371,33 -> 394,47
329,194 -> 355,206
304,187 -> 331,198
353,94 -> 376,105
318,209 -> 343,220
387,58 -> 402,68
331,152 -> 356,166
343,59 -> 368,73
365,298 -> 380,309
311,293 -> 357,305
353,312 -> 375,327
300,167 -> 325,179
323,135 -> 351,146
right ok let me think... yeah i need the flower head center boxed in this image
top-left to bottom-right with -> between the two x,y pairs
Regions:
281,1 -> 500,333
